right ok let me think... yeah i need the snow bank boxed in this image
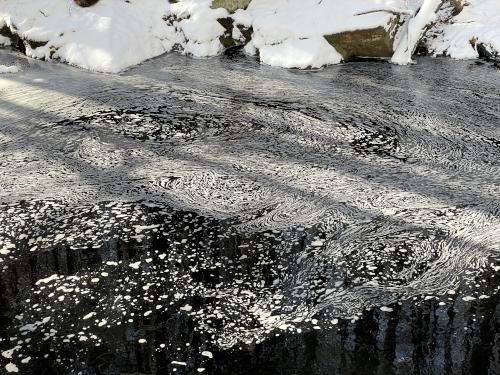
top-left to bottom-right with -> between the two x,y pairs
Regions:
0,0 -> 174,73
429,0 -> 500,59
0,64 -> 20,73
0,0 -> 499,73
0,0 -> 233,72
0,0 -> 405,71
258,37 -> 343,69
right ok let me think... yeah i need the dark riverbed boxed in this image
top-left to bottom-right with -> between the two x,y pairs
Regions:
0,49 -> 499,374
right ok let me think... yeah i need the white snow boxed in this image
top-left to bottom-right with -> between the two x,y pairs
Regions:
245,0 -> 402,69
0,0 -> 174,73
429,0 -> 500,60
169,0 -> 228,57
258,37 -> 342,69
392,0 -> 442,65
0,0 -> 499,72
0,0 -> 402,71
0,65 -> 19,73
246,0 -> 400,44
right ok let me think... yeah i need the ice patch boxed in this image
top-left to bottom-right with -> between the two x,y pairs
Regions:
35,274 -> 59,285
201,350 -> 213,358
462,296 -> 476,302
0,65 -> 19,74
5,363 -> 18,373
129,261 -> 142,269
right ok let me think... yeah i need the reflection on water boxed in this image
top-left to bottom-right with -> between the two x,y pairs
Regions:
0,49 -> 499,374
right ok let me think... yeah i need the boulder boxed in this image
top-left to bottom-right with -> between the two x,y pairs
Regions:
324,18 -> 400,60
211,0 -> 251,13
449,0 -> 464,15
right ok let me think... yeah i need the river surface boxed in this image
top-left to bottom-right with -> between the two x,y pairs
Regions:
0,49 -> 499,374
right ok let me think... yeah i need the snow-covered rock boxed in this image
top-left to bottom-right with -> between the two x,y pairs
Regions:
245,0 -> 403,68
166,0 -> 228,57
0,0 -> 175,73
428,0 -> 500,60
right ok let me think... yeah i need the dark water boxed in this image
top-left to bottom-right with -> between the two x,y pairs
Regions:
0,49 -> 499,374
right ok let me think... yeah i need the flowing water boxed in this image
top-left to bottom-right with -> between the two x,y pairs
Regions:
0,49 -> 499,374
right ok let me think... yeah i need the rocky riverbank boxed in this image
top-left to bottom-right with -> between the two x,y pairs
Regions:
0,0 -> 499,72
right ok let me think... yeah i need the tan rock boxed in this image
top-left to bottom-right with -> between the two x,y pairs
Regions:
211,0 -> 251,13
324,18 -> 401,60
